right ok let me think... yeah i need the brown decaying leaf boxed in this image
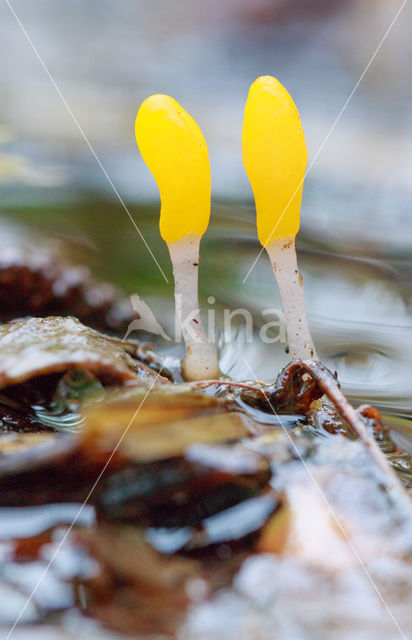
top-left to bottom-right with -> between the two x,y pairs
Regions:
0,316 -> 168,389
82,386 -> 254,462
0,231 -> 135,333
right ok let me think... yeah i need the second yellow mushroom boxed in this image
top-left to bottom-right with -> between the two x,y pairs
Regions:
242,75 -> 317,361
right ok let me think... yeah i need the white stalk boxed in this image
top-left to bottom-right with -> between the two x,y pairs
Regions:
167,233 -> 220,381
266,236 -> 317,361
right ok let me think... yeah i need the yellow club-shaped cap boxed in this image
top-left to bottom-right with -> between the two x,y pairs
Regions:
242,76 -> 307,247
135,94 -> 211,243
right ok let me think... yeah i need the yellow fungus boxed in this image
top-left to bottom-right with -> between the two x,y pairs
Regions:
135,94 -> 220,380
242,76 -> 316,360
135,94 -> 211,244
242,75 -> 307,247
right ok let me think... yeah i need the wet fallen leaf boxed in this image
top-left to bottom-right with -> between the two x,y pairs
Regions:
0,316 -> 162,389
82,386 -> 254,462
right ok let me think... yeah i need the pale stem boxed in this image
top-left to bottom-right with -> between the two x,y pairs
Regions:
266,236 -> 317,361
167,233 -> 220,381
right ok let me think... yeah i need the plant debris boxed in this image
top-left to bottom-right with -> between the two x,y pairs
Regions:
0,224 -> 135,333
0,316 -> 171,435
0,229 -> 412,640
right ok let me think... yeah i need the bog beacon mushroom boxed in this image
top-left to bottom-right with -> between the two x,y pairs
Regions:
135,94 -> 220,381
242,76 -> 317,361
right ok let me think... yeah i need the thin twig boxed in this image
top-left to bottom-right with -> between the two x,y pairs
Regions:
191,361 -> 412,517
296,359 -> 412,516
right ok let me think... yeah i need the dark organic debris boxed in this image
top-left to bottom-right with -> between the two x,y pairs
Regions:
297,359 -> 412,515
0,288 -> 410,638
359,404 -> 412,488
0,316 -> 170,434
195,361 -> 412,517
81,385 -> 254,461
97,451 -> 272,529
0,316 -> 164,389
0,387 -> 274,514
0,229 -> 135,333
83,386 -> 275,531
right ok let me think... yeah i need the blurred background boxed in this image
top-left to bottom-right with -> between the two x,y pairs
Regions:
0,0 -> 412,421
